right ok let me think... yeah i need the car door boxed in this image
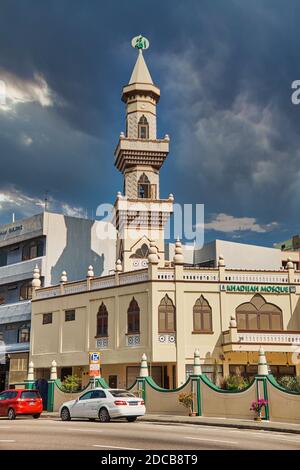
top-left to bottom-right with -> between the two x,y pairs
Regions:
88,390 -> 107,418
71,391 -> 94,418
0,392 -> 9,416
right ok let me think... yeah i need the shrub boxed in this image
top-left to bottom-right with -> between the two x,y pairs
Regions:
61,375 -> 81,393
220,374 -> 250,391
178,392 -> 194,411
277,375 -> 300,393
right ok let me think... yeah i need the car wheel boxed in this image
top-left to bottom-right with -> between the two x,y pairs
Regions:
126,417 -> 137,422
33,414 -> 41,419
7,408 -> 16,420
60,407 -> 71,421
99,407 -> 110,423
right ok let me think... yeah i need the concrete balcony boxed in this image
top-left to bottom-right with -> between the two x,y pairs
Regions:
0,300 -> 31,324
222,328 -> 300,353
0,256 -> 44,286
114,136 -> 169,172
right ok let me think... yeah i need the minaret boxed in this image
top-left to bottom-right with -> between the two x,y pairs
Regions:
114,36 -> 173,271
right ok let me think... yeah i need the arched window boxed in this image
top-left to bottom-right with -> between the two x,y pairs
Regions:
97,302 -> 108,337
158,295 -> 176,333
236,294 -> 283,331
193,295 -> 212,332
127,297 -> 140,334
130,243 -> 149,259
138,173 -> 151,199
138,115 -> 149,139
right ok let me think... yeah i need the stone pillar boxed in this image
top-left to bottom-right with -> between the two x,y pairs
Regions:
287,258 -> 295,283
31,265 -> 41,299
87,265 -> 94,290
193,349 -> 202,376
60,271 -> 67,295
257,347 -> 269,376
174,239 -> 185,385
50,360 -> 58,381
115,259 -> 122,286
229,315 -> 238,343
25,361 -> 35,390
139,353 -> 149,378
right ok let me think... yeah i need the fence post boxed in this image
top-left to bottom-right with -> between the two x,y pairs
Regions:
25,361 -> 35,390
191,349 -> 202,416
255,347 -> 270,420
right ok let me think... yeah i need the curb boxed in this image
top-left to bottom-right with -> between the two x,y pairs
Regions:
139,416 -> 300,435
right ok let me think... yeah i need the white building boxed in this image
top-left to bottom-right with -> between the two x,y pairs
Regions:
0,211 -> 115,389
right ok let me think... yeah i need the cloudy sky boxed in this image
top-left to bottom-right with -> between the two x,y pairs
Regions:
0,0 -> 300,247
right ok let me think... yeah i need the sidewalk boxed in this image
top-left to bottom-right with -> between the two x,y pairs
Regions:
41,411 -> 300,434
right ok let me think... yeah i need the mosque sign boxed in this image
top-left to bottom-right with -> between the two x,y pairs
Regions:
131,35 -> 150,50
220,284 -> 296,294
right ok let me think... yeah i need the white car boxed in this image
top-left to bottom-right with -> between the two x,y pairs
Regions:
59,388 -> 145,423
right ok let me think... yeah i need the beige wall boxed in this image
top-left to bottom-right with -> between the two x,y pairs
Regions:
31,264 -> 300,387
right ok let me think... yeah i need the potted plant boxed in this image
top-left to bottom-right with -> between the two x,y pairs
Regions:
250,399 -> 268,421
178,392 -> 196,416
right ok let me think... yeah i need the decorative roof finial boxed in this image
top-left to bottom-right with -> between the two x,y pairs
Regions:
131,35 -> 150,51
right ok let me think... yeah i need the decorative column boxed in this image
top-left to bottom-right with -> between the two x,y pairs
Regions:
137,353 -> 149,402
31,265 -> 41,299
173,239 -> 185,386
86,265 -> 94,290
193,349 -> 202,376
139,353 -> 149,377
47,360 -> 58,412
255,347 -> 270,420
25,361 -> 35,390
60,270 -> 67,295
115,259 -> 122,286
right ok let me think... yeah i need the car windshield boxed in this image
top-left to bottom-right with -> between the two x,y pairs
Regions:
110,390 -> 136,398
21,391 -> 40,399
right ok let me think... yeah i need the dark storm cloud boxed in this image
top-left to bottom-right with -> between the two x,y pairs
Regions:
0,0 -> 299,245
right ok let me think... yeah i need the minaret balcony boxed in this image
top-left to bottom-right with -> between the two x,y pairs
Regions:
114,136 -> 169,172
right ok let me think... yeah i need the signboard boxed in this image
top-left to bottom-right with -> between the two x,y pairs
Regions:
0,213 -> 43,247
220,284 -> 296,294
89,351 -> 101,377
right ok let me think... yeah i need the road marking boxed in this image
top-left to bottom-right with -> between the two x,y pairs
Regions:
184,436 -> 238,445
228,430 -> 300,441
93,444 -> 141,450
0,440 -> 15,443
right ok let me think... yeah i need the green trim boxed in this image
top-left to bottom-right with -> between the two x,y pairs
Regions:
145,376 -> 192,393
193,377 -> 201,416
24,380 -> 35,390
263,378 -> 270,420
267,374 -> 300,396
200,374 -> 256,394
54,379 -> 91,394
94,377 -> 109,389
47,380 -> 55,412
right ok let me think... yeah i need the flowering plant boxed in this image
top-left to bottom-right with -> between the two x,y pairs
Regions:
250,399 -> 268,413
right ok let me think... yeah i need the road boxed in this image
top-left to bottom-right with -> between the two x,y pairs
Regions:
0,417 -> 300,450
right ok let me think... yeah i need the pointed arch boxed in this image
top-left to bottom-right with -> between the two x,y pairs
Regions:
193,295 -> 212,332
130,243 -> 149,259
97,302 -> 108,337
158,294 -> 176,333
138,173 -> 151,199
236,294 -> 283,331
138,114 -> 149,139
127,297 -> 140,334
